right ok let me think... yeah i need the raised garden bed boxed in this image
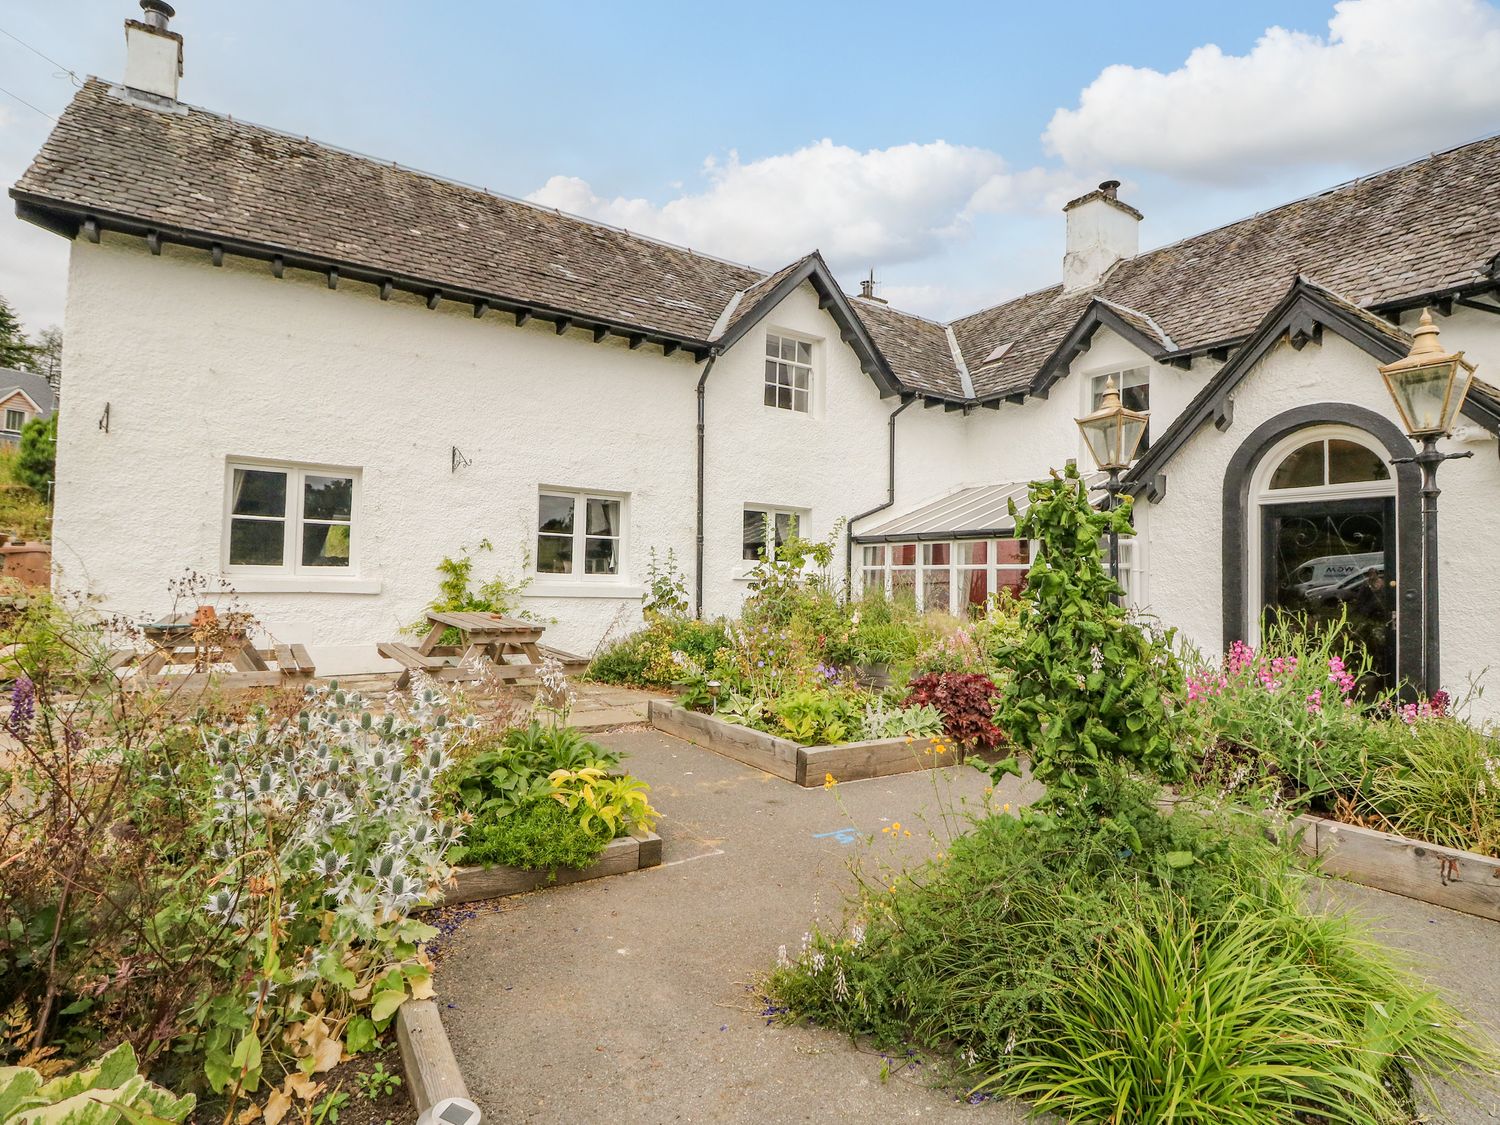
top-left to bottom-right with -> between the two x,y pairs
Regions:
1164,797 -> 1500,923
649,701 -> 964,786
429,829 -> 663,907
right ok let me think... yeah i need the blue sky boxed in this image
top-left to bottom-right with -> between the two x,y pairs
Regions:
4,0 -> 1500,333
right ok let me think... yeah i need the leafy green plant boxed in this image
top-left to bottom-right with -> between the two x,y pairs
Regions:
407,539 -> 533,639
12,415 -> 55,500
0,1041 -> 195,1125
767,687 -> 864,746
548,767 -> 659,836
452,796 -> 612,872
859,699 -> 944,741
643,547 -> 689,619
450,723 -> 621,823
354,1062 -> 402,1101
1357,716 -> 1500,856
990,464 -> 1183,801
311,1087 -> 350,1125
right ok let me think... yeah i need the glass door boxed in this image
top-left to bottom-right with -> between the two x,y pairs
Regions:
1260,497 -> 1396,691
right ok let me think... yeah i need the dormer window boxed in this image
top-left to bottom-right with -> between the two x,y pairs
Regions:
1090,367 -> 1150,455
765,333 -> 813,413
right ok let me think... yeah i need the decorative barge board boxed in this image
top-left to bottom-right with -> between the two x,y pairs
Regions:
430,829 -> 663,908
648,701 -> 964,786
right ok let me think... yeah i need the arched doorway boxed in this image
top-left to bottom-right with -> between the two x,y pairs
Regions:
1221,403 -> 1422,696
1250,426 -> 1397,687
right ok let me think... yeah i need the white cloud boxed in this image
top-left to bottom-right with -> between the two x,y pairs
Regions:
1045,0 -> 1500,182
527,139 -> 1079,273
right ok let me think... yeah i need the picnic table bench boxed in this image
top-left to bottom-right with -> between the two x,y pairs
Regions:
110,610 -> 315,687
377,610 -> 546,689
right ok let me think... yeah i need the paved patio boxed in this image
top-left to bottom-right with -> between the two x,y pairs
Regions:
436,729 -> 1500,1124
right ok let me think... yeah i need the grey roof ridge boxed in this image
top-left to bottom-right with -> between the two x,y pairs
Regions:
708,288 -> 745,341
943,324 -> 975,399
93,78 -> 770,278
1093,296 -> 1177,350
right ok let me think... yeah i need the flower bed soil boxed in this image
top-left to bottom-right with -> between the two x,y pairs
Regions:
648,701 -> 965,786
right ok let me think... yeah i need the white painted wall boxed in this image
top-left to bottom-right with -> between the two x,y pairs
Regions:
53,239 -> 906,668
1140,329 -> 1500,720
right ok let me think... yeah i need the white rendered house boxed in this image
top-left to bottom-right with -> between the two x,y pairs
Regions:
12,4 -> 1500,711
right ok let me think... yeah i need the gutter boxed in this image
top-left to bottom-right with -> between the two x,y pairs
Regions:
693,350 -> 721,618
843,395 -> 914,595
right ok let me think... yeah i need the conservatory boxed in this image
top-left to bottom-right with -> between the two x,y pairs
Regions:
852,476 -> 1136,614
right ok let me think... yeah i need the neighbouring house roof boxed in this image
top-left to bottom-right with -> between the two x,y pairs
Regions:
12,81 -> 1500,408
853,474 -> 1107,541
0,368 -> 55,419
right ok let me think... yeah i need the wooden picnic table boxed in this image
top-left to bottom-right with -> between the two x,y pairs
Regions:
377,610 -> 546,689
111,611 -> 315,685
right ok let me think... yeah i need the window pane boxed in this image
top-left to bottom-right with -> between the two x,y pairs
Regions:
1328,439 -> 1390,484
995,568 -> 1027,599
794,367 -> 810,392
781,336 -> 796,361
586,498 -> 619,537
584,536 -> 618,575
923,542 -> 950,565
302,523 -> 351,567
777,384 -> 792,410
862,545 -> 885,566
230,518 -> 284,566
743,510 -> 767,560
792,388 -> 809,413
774,511 -> 794,544
796,340 -> 812,365
303,474 -> 353,521
891,543 -> 917,566
959,540 -> 989,565
232,469 -> 287,517
764,358 -> 779,384
995,538 -> 1029,565
922,568 -> 951,613
890,568 -> 916,606
1270,440 -> 1326,489
4,410 -> 22,431
764,383 -> 778,408
766,335 -> 779,358
962,568 -> 988,611
539,493 -> 575,534
536,534 -> 572,573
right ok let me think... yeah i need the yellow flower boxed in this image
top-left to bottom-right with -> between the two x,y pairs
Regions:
903,830 -> 911,838
823,772 -> 838,790
1002,802 -> 1011,813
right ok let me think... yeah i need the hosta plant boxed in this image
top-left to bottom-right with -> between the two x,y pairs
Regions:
0,1042 -> 194,1125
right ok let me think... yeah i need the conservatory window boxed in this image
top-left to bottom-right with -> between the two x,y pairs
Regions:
537,490 -> 624,578
764,333 -> 813,413
225,462 -> 357,574
889,543 -> 917,606
862,537 -> 1031,613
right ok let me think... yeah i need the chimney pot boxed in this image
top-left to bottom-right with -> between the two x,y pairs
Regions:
1099,179 -> 1120,199
140,0 -> 175,31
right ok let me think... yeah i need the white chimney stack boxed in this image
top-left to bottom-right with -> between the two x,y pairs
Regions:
123,0 -> 182,101
1062,180 -> 1141,293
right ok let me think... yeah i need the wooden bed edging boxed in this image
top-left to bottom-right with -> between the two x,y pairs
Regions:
647,701 -> 964,786
428,829 -> 663,908
1160,796 -> 1500,922
395,1000 -> 472,1121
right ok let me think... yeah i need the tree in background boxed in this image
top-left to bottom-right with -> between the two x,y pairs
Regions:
15,414 -> 57,499
29,326 -> 63,398
0,296 -> 38,371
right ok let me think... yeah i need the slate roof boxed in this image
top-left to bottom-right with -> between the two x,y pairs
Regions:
13,80 -> 763,344
0,368 -> 56,418
12,80 -> 1500,405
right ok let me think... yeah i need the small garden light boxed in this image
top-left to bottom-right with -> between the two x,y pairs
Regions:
1378,309 -> 1476,696
1075,376 -> 1149,602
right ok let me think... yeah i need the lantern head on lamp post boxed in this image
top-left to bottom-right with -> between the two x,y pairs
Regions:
1378,309 -> 1475,697
1075,376 -> 1149,602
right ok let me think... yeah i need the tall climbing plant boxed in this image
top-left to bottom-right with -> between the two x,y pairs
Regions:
986,463 -> 1184,804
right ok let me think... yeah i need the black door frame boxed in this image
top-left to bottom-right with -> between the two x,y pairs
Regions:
1259,496 -> 1398,687
1221,403 -> 1422,696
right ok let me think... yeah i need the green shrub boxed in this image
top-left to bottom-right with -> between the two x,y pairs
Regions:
447,722 -> 619,821
407,539 -> 533,640
586,617 -> 732,688
454,796 -> 612,872
1358,716 -> 1500,856
991,465 -> 1183,801
767,772 -> 1499,1119
0,1042 -> 195,1125
13,414 -> 55,499
586,631 -> 653,685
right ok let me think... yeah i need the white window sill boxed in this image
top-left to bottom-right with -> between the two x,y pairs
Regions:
524,582 -> 643,600
226,574 -> 383,594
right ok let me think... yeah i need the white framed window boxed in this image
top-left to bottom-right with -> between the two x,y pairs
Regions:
764,332 -> 813,413
224,461 -> 357,575
4,409 -> 25,433
537,489 -> 625,579
742,506 -> 805,561
1089,366 -> 1151,456
860,537 -> 1030,614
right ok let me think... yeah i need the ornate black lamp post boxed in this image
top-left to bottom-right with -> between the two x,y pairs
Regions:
1378,309 -> 1476,696
1076,376 -> 1149,603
